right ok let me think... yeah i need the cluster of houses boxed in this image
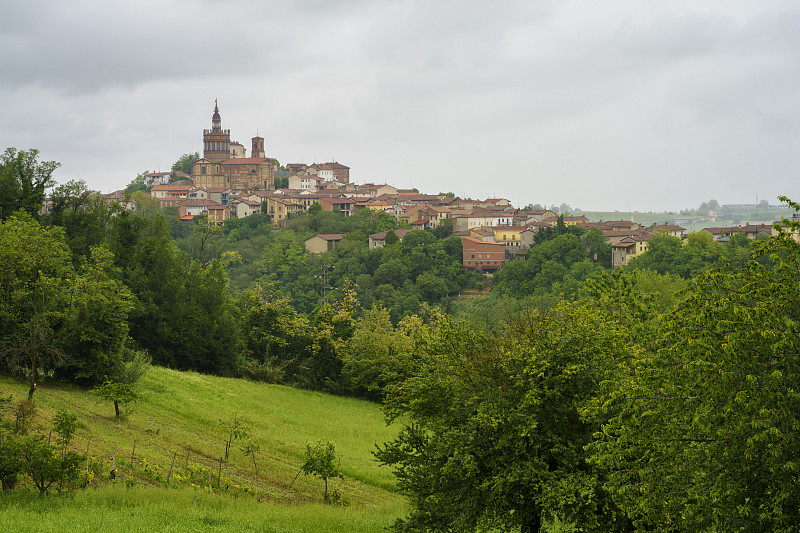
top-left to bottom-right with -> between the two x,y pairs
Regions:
46,102 -> 797,275
92,167 -> 791,274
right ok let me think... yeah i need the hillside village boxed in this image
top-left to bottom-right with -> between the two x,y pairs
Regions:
81,102 -> 795,272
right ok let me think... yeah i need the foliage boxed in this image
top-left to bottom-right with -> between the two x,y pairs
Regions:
628,232 -> 755,278
171,153 -> 200,176
220,413 -> 251,461
93,382 -> 139,419
93,350 -> 150,419
376,304 -> 636,532
493,232 -> 605,299
338,306 -> 435,400
124,170 -> 150,194
0,147 -> 60,220
275,175 -> 289,189
9,411 -> 86,494
302,439 -> 343,501
590,199 -> 800,531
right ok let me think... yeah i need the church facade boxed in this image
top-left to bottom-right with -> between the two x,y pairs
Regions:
191,102 -> 275,191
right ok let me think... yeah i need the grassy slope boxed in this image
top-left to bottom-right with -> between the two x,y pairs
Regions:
0,367 -> 407,531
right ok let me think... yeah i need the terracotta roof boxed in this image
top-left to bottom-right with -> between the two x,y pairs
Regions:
369,229 -> 413,240
182,199 -> 221,207
314,162 -> 350,169
312,234 -> 344,241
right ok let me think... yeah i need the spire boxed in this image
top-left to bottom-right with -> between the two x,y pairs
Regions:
211,100 -> 221,131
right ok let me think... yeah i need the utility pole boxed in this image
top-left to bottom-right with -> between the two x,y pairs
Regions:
321,262 -> 334,306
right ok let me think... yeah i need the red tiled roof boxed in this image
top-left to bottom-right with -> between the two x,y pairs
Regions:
314,234 -> 344,241
369,229 -> 413,240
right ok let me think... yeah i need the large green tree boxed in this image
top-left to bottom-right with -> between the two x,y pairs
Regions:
591,201 -> 800,532
0,148 -> 60,220
171,153 -> 199,176
376,303 -> 635,532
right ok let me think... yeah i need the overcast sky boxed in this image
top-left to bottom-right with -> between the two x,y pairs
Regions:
1,0 -> 798,212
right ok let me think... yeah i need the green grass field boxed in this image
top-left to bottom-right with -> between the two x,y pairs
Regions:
0,367 -> 407,532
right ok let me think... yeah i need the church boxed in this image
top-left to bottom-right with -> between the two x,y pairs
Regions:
191,102 -> 275,191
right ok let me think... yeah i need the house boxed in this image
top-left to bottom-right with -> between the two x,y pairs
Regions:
469,228 -> 495,242
206,188 -> 232,206
648,224 -> 687,239
602,229 -> 651,245
143,172 -> 172,186
369,229 -> 413,249
518,209 -> 557,223
305,234 -> 343,254
229,199 -> 261,218
264,197 -> 303,226
314,162 -> 350,184
318,197 -> 357,217
150,184 -> 194,208
612,235 -> 652,269
187,188 -> 209,200
701,224 -> 775,241
492,226 -> 527,249
606,220 -> 642,231
493,212 -> 516,226
452,210 -> 497,231
177,198 -> 222,218
462,237 -> 507,273
483,198 -> 512,207
562,215 -> 591,226
207,205 -> 231,224
288,174 -> 324,191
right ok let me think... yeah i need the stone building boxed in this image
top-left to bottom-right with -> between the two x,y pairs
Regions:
191,102 -> 275,191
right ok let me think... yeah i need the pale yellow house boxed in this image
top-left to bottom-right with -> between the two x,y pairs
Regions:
305,234 -> 343,254
492,226 -> 527,248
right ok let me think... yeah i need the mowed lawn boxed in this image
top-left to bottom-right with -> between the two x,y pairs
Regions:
0,367 -> 407,531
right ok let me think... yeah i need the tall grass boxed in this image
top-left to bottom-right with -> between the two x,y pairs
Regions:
0,485 -> 407,532
0,366 -> 406,527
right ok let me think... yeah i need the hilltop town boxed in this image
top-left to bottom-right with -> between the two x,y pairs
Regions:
80,102 -> 796,272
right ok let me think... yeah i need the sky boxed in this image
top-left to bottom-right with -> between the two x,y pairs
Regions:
1,0 -> 798,212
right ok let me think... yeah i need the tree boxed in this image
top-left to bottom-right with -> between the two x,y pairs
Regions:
19,413 -> 84,494
171,153 -> 199,176
0,213 -> 72,397
0,148 -> 60,220
432,218 -> 454,239
591,198 -> 800,531
220,413 -> 250,461
338,306 -> 429,399
92,348 -> 151,418
384,230 -> 399,246
376,304 -> 636,532
124,171 -> 150,194
301,439 -> 342,502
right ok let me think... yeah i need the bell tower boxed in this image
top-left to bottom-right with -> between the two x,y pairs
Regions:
203,100 -> 231,162
251,136 -> 265,159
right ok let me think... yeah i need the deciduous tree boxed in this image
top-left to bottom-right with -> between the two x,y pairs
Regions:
0,148 -> 59,220
590,199 -> 800,531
